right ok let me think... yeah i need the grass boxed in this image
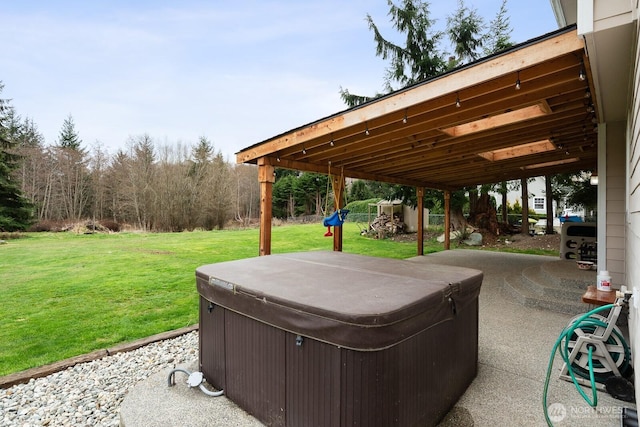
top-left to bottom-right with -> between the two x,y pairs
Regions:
0,222 -> 441,376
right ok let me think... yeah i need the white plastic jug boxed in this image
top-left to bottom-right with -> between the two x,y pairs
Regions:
597,270 -> 612,292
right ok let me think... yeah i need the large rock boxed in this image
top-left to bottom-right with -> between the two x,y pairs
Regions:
463,232 -> 483,246
437,230 -> 462,243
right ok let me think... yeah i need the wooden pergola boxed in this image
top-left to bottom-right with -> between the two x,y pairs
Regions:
236,27 -> 597,256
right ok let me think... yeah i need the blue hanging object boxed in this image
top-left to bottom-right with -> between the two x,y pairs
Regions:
323,209 -> 349,227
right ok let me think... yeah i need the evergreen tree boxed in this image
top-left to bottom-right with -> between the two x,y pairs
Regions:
339,1 -> 514,231
340,0 -> 446,107
483,0 -> 513,55
57,114 -> 82,150
446,0 -> 485,66
0,82 -> 34,231
189,136 -> 213,178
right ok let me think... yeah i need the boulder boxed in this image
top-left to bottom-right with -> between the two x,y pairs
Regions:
463,232 -> 483,246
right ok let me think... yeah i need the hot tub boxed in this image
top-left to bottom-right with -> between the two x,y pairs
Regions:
196,251 -> 482,426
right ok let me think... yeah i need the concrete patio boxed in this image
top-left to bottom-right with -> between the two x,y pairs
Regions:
120,250 -> 636,426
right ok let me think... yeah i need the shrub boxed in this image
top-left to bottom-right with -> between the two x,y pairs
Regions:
99,220 -> 121,232
28,221 -> 57,232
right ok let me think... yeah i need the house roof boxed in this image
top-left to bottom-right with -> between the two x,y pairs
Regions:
236,26 -> 597,191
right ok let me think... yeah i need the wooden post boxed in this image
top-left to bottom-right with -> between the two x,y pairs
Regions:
258,158 -> 275,256
332,173 -> 345,252
444,190 -> 451,250
417,187 -> 424,256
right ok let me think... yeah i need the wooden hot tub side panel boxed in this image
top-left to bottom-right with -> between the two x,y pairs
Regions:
286,333 -> 342,426
198,297 -> 225,389
199,297 -> 479,427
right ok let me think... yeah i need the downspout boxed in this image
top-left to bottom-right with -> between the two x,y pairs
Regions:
596,124 -> 607,272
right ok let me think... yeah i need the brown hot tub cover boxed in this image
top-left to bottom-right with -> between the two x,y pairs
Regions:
196,251 -> 482,351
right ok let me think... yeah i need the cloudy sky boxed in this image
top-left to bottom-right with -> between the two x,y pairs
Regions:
1,1 -> 558,161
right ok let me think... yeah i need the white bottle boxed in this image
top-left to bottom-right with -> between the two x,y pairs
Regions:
597,270 -> 612,292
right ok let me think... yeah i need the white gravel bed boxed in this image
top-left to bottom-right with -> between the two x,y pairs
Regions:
0,331 -> 198,427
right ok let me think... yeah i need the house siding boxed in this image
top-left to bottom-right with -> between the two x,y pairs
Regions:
606,123 -> 627,285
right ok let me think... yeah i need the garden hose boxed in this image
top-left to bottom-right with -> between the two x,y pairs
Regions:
562,316 -> 631,382
542,303 -> 631,426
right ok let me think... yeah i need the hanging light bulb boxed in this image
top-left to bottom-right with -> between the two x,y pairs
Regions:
455,92 -> 461,108
365,123 -> 370,136
403,111 -> 408,124
330,139 -> 334,147
584,89 -> 591,98
515,71 -> 521,90
302,146 -> 307,155
579,62 -> 586,81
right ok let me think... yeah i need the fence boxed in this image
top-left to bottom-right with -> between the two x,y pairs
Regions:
283,213 -> 549,227
322,212 -> 446,227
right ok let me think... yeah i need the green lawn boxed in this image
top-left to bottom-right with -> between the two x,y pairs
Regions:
0,223 -> 441,376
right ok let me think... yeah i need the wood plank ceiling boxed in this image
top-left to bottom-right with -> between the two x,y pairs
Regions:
236,27 -> 597,191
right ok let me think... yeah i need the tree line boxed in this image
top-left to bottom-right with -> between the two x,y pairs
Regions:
0,92 -> 260,232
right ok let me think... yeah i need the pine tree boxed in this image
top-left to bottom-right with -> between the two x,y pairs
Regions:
55,114 -> 90,221
0,82 -> 34,231
340,0 -> 446,107
57,114 -> 82,150
446,0 -> 485,66
340,0 -> 512,106
483,0 -> 513,55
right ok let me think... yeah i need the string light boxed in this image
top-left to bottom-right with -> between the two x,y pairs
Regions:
365,123 -> 370,136
403,110 -> 408,124
455,92 -> 461,108
302,146 -> 307,155
515,71 -> 521,90
579,62 -> 586,81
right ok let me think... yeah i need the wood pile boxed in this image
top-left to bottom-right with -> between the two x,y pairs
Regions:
369,212 -> 405,238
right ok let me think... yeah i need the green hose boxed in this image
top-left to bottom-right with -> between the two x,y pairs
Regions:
542,303 -> 626,426
561,318 -> 631,382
